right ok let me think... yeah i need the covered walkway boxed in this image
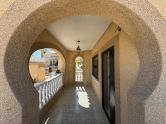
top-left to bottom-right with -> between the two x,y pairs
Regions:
41,85 -> 109,124
0,1 -> 166,124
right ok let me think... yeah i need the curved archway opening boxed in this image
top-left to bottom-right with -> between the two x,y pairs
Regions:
0,0 -> 165,124
28,48 -> 66,110
29,48 -> 65,83
75,56 -> 84,83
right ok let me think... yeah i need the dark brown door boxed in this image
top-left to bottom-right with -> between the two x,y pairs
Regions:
102,46 -> 115,123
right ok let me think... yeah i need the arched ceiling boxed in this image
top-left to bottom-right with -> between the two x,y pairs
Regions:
47,16 -> 111,51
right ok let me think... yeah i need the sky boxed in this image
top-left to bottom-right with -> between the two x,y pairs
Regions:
32,48 -> 55,58
32,50 -> 41,58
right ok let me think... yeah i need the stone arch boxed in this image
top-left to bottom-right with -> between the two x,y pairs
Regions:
0,0 -> 165,124
29,42 -> 67,60
30,42 -> 67,83
30,42 -> 66,70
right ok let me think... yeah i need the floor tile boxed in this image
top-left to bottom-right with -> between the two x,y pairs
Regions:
41,85 -> 110,124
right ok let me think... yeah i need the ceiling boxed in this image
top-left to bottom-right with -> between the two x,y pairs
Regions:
47,16 -> 111,51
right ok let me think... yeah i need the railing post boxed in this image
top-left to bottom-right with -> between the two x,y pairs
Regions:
53,80 -> 55,94
54,79 -> 57,93
51,80 -> 53,96
38,86 -> 42,109
48,82 -> 51,99
42,84 -> 46,106
45,82 -> 49,102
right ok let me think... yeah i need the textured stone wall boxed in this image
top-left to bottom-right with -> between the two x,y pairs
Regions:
0,0 -> 15,16
0,0 -> 165,124
148,0 -> 166,19
1,0 -> 166,20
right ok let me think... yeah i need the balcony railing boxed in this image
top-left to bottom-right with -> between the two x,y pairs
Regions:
34,73 -> 63,109
75,71 -> 83,82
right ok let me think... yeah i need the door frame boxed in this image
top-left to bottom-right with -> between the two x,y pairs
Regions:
102,46 -> 115,123
101,35 -> 120,124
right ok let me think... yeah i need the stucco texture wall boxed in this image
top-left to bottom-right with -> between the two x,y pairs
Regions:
0,0 -> 166,124
1,0 -> 166,20
91,23 -> 139,124
148,0 -> 166,19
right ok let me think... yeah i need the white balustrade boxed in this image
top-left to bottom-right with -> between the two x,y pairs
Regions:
34,73 -> 63,109
75,71 -> 83,82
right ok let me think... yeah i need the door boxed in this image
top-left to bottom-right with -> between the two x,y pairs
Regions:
102,46 -> 115,123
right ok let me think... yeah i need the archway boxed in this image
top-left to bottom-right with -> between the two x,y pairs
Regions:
75,56 -> 84,83
29,48 -> 65,82
30,41 -> 67,84
0,0 -> 166,124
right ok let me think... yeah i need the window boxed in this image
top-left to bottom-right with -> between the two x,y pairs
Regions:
92,55 -> 98,80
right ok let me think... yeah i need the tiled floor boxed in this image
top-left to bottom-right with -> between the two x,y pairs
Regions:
41,85 -> 110,124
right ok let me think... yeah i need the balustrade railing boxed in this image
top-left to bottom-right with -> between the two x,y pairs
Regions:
34,73 -> 63,109
75,71 -> 83,82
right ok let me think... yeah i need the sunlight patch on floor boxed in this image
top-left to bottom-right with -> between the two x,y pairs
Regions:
76,86 -> 91,108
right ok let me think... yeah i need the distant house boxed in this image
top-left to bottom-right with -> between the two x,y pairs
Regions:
29,49 -> 59,82
29,56 -> 46,82
42,50 -> 59,76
